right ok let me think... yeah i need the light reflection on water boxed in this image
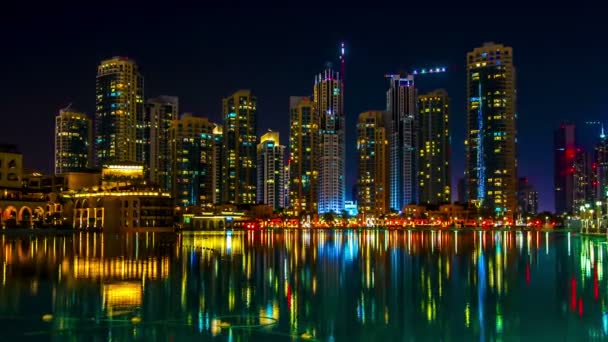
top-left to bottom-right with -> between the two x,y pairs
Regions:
0,230 -> 605,340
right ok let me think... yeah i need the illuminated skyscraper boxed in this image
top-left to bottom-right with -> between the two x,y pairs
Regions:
357,111 -> 389,216
54,106 -> 92,175
554,123 -> 577,214
315,65 -> 345,214
212,124 -> 223,205
418,89 -> 450,205
573,149 -> 593,213
386,74 -> 417,211
170,113 -> 216,207
594,126 -> 608,204
145,96 -> 178,190
465,42 -> 517,217
257,130 -> 286,210
95,56 -> 144,166
221,90 -> 257,205
289,96 -> 319,215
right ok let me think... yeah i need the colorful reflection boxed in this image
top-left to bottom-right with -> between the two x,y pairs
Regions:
0,230 -> 605,340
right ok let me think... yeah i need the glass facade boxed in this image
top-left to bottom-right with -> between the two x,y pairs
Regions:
357,111 -> 389,216
55,108 -> 92,174
170,114 -> 216,207
221,90 -> 257,205
418,90 -> 450,205
95,57 -> 144,166
465,43 -> 517,217
289,96 -> 319,215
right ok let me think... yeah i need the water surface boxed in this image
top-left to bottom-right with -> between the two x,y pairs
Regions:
0,229 -> 604,340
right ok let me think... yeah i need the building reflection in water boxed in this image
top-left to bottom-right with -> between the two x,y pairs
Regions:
0,230 -> 607,340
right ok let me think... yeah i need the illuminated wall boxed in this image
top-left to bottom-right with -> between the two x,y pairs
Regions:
0,145 -> 23,189
357,111 -> 389,216
95,56 -> 144,166
418,90 -> 450,205
101,164 -> 144,189
72,190 -> 173,229
289,96 -> 319,215
465,43 -> 517,216
221,90 -> 257,205
54,107 -> 92,175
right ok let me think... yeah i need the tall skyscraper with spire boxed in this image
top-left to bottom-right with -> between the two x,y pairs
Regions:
465,42 -> 517,217
315,57 -> 345,214
221,90 -> 257,205
594,125 -> 608,203
386,74 -> 417,211
95,56 -> 144,166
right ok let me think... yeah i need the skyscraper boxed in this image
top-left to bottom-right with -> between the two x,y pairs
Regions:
315,66 -> 345,214
554,123 -> 576,214
465,42 -> 517,217
257,130 -> 286,210
386,74 -> 417,211
357,111 -> 389,216
54,106 -> 92,175
573,149 -> 593,213
517,177 -> 538,215
95,56 -> 144,166
212,124 -> 223,205
289,96 -> 319,215
170,113 -> 216,207
594,126 -> 608,204
418,89 -> 450,205
221,90 -> 257,205
145,96 -> 178,190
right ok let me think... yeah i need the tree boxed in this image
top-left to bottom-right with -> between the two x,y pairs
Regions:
322,212 -> 335,225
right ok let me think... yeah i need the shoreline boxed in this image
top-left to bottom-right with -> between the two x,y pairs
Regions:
0,226 -> 579,235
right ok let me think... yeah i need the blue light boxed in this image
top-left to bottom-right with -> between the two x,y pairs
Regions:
482,52 -> 488,57
476,82 -> 485,201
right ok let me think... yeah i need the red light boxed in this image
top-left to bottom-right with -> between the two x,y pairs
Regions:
594,262 -> 599,301
571,277 -> 577,311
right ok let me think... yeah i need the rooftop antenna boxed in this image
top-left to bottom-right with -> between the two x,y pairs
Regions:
339,41 -> 345,82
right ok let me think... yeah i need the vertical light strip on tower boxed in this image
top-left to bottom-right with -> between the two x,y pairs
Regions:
477,82 -> 485,201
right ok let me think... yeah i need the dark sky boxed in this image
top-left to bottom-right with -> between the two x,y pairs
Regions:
1,4 -> 606,212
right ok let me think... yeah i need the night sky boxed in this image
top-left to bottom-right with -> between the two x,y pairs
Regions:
1,5 -> 606,212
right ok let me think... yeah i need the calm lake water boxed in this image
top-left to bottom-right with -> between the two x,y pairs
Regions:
0,229 -> 605,341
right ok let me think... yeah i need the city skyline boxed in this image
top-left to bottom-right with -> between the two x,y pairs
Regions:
2,6 -> 608,212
